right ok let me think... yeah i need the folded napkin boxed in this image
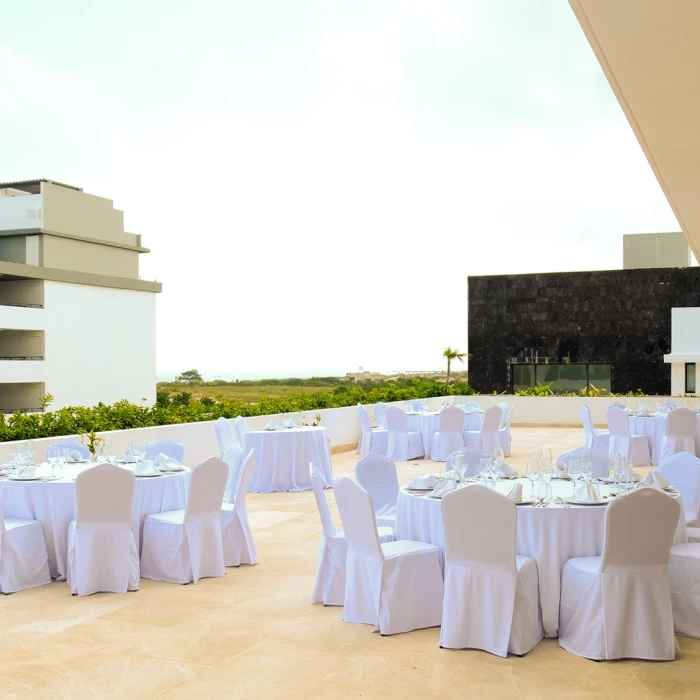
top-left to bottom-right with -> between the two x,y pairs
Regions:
133,460 -> 160,477
152,453 -> 183,472
407,474 -> 439,489
13,465 -> 36,479
555,462 -> 568,478
574,481 -> 601,503
624,407 -> 635,415
264,421 -> 278,431
431,479 -> 458,498
283,418 -> 296,428
499,462 -> 517,477
642,470 -> 670,490
508,483 -> 523,503
68,450 -> 84,463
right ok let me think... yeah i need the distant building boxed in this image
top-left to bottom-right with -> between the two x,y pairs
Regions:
346,370 -> 385,382
0,179 -> 161,411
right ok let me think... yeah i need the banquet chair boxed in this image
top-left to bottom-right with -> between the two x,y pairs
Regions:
668,542 -> 700,639
580,403 -> 610,454
430,406 -> 465,461
660,408 -> 697,461
498,404 -> 516,457
384,406 -> 424,461
355,453 -> 399,530
497,402 -> 509,429
606,406 -> 651,467
220,449 -> 257,567
356,403 -> 388,457
234,416 -> 249,447
657,452 -> 700,541
374,402 -> 388,429
559,487 -> 681,660
67,464 -> 139,596
608,401 -> 626,410
141,457 -> 228,584
214,417 -> 236,457
334,477 -> 443,635
310,470 -> 394,607
47,439 -> 89,461
0,496 -> 51,594
463,405 -> 502,455
222,442 -> 244,504
146,437 -> 184,463
440,485 -> 543,656
555,447 -> 610,479
446,447 -> 482,478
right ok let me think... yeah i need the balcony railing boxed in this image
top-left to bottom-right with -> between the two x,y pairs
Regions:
0,301 -> 43,309
0,356 -> 44,361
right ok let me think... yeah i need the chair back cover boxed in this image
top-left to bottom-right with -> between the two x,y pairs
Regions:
658,451 -> 700,526
446,447 -> 483,477
374,402 -> 387,429
234,415 -> 249,446
384,406 -> 408,432
355,453 -> 399,521
442,485 -> 516,573
580,403 -> 596,437
608,401 -> 626,409
75,464 -> 135,530
556,447 -> 610,479
222,442 -> 244,503
497,402 -> 509,428
601,487 -> 680,572
51,439 -> 89,460
503,404 -> 515,430
185,457 -> 229,521
606,406 -> 631,439
356,403 -> 372,432
232,450 -> 256,512
667,407 -> 697,439
482,405 -> 503,431
311,468 -> 336,538
439,406 -> 465,432
214,417 -> 236,456
146,437 -> 185,462
334,477 -> 383,560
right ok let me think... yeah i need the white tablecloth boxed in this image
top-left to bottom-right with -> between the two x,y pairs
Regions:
406,412 -> 484,459
628,414 -> 700,465
395,479 -> 688,638
0,464 -> 190,579
244,426 -> 332,492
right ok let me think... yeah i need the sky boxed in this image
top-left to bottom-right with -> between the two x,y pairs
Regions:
0,0 -> 680,379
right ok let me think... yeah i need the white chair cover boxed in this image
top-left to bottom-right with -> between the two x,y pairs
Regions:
222,443 -> 244,504
335,478 -> 443,635
67,464 -> 139,596
555,447 -> 610,479
464,405 -> 502,455
140,457 -> 228,584
658,452 -> 700,526
669,543 -> 700,639
607,406 -> 651,466
446,447 -> 483,477
559,487 -> 681,660
374,402 -> 388,429
214,417 -> 236,457
356,403 -> 388,457
580,403 -> 610,453
355,453 -> 399,530
0,494 -> 51,594
146,437 -> 184,463
221,449 -> 257,567
498,404 -> 516,457
661,408 -> 697,461
608,401 -> 626,409
384,406 -> 424,461
47,439 -> 89,460
440,485 -> 543,656
430,406 -> 465,461
234,415 -> 249,447
497,402 -> 509,429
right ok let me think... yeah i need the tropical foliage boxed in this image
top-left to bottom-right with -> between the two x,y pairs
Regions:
515,382 -> 646,398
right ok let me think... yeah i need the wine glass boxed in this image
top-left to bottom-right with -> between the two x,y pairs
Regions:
569,458 -> 581,500
453,453 -> 466,483
479,457 -> 492,487
526,455 -> 540,499
539,447 -> 552,469
46,443 -> 60,480
130,440 -> 146,463
491,448 -> 505,481
103,440 -> 116,463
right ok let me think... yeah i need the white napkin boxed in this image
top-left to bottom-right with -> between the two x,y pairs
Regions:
13,465 -> 36,479
508,483 -> 523,503
133,460 -> 160,477
283,418 -> 296,428
264,421 -> 278,431
624,407 -> 634,415
431,479 -> 457,498
407,474 -> 439,489
574,481 -> 601,503
68,450 -> 84,463
498,462 -> 517,477
642,470 -> 670,490
152,453 -> 183,472
555,462 -> 569,478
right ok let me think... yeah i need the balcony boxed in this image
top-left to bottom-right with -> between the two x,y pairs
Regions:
0,381 -> 44,413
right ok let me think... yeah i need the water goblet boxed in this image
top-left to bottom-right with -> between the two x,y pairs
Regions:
479,457 -> 492,487
525,456 -> 540,499
568,458 -> 581,500
539,447 -> 552,469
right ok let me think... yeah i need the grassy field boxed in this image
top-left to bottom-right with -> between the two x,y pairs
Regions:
157,382 -> 337,403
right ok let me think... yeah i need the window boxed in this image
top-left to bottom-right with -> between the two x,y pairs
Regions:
511,363 -> 612,393
686,363 -> 696,394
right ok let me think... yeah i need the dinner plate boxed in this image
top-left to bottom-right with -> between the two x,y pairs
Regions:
405,486 -> 435,492
564,497 -> 609,506
134,473 -> 163,478
515,499 -> 537,506
9,475 -> 41,481
159,468 -> 187,473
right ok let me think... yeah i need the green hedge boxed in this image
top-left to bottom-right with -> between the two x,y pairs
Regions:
0,378 -> 475,442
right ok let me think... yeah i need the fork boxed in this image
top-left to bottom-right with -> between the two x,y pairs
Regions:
555,496 -> 571,508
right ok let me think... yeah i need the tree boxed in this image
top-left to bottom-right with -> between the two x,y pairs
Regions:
176,369 -> 203,385
442,347 -> 466,387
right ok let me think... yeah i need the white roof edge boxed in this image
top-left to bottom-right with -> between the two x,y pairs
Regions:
664,354 -> 700,363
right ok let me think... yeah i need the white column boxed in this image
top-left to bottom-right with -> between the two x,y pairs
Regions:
670,363 -> 685,395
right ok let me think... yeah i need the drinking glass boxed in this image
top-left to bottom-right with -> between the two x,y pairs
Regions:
491,448 -> 505,481
569,458 -> 581,500
540,461 -> 554,483
453,453 -> 466,483
94,444 -> 106,463
540,447 -> 552,469
46,444 -> 60,480
103,440 -> 116,463
130,440 -> 147,463
525,456 -> 540,499
479,457 -> 492,487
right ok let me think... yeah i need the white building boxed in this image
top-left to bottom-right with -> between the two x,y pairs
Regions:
0,179 -> 161,412
664,307 -> 700,396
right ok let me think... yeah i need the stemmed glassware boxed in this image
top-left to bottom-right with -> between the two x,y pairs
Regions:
525,452 -> 540,499
130,440 -> 147,464
479,456 -> 492,487
12,441 -> 34,476
491,448 -> 505,482
539,447 -> 552,470
453,453 -> 466,483
568,458 -> 581,501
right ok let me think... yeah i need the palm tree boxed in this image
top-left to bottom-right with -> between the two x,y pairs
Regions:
443,347 -> 466,387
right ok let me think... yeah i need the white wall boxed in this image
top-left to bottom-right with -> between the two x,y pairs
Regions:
671,307 -> 700,353
0,193 -> 42,231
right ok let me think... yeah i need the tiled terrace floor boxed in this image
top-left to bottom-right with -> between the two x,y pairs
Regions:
1,426 -> 698,699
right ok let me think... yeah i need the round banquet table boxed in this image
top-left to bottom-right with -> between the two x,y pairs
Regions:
244,426 -> 332,493
406,412 -> 484,459
629,413 -> 700,465
0,463 -> 191,580
395,479 -> 688,638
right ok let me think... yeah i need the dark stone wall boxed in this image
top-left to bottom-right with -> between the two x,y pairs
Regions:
467,268 -> 700,394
